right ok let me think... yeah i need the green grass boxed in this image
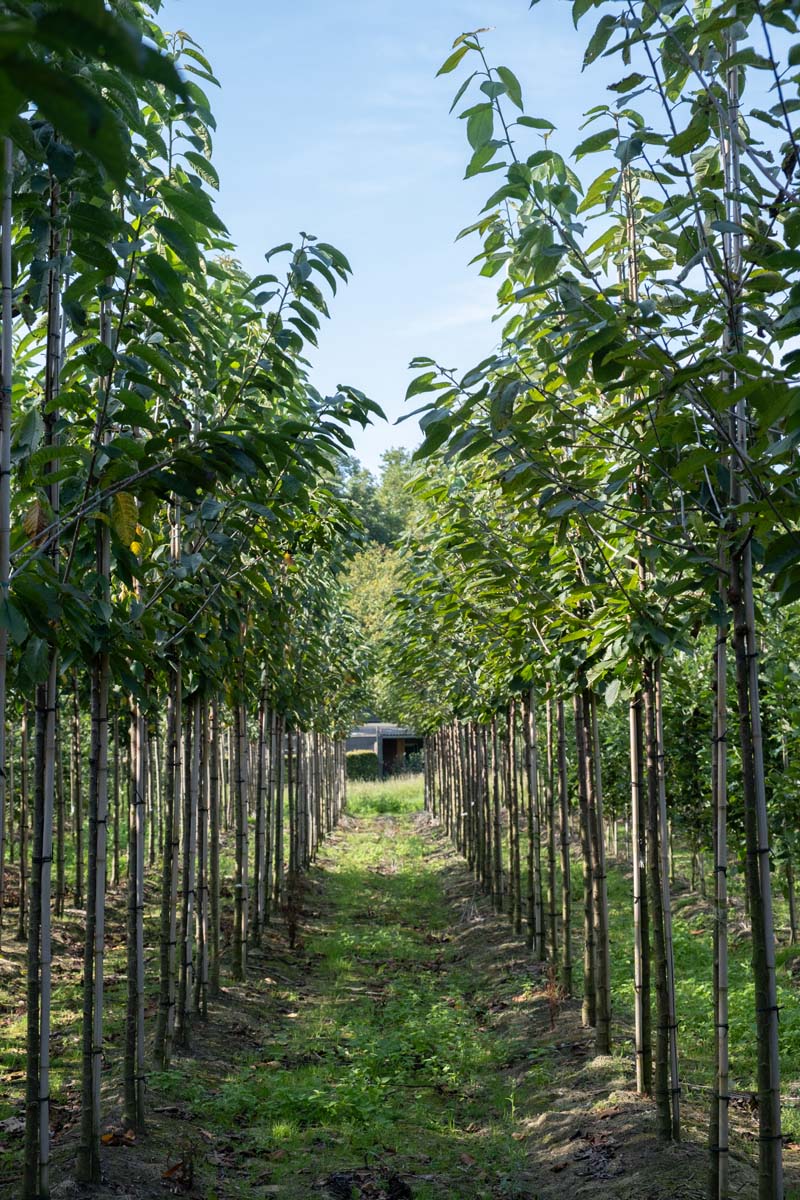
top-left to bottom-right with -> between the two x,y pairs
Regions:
3,773 -> 798,1195
156,776 -> 534,1198
346,773 -> 425,816
584,849 -> 800,1141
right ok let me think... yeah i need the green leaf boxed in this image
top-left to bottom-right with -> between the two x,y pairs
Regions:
19,637 -> 52,688
406,371 -> 442,400
437,45 -> 470,75
14,62 -> 130,181
608,72 -> 646,93
465,143 -> 501,178
154,216 -> 203,274
574,127 -> 616,157
0,597 -> 27,645
572,0 -> 596,26
496,66 -> 523,110
466,104 -> 493,150
615,135 -> 642,166
710,219 -> 746,235
516,115 -> 556,131
141,251 -> 185,304
583,13 -> 617,66
183,150 -> 220,189
785,210 -> 800,248
159,181 -> 227,234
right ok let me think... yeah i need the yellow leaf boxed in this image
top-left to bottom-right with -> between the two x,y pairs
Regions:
111,492 -> 138,548
22,499 -> 49,545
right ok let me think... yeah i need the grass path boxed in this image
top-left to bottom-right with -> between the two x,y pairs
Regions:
189,785 -> 534,1199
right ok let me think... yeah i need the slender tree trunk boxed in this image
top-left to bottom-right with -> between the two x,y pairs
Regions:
194,700 -> 208,1020
491,717 -> 503,911
263,707 -> 275,926
711,602 -> 730,1200
644,664 -> 672,1141
273,714 -> 284,913
76,545 -> 110,1184
23,695 -> 46,1200
630,694 -> 652,1095
508,704 -> 521,934
209,698 -> 221,996
54,710 -> 64,918
557,699 -> 572,995
731,554 -> 783,1198
545,698 -> 558,965
524,694 -> 541,954
24,180 -> 61,1197
574,694 -> 595,1029
111,704 -> 120,888
251,687 -> 267,946
586,692 -> 611,1054
17,707 -> 28,943
787,860 -> 798,947
654,665 -> 680,1138
176,698 -> 198,1045
0,138 -> 12,949
7,722 -> 13,867
124,703 -> 146,1132
72,672 -> 83,907
233,700 -> 249,980
155,664 -> 181,1068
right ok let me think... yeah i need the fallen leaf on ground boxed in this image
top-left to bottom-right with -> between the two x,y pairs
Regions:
101,1129 -> 135,1146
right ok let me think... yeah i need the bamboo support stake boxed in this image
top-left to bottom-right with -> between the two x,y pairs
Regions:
0,138 -> 12,946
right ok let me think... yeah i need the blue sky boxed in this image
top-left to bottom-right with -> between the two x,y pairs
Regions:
160,0 -> 615,472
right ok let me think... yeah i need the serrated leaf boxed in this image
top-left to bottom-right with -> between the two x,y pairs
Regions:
112,491 -> 138,548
